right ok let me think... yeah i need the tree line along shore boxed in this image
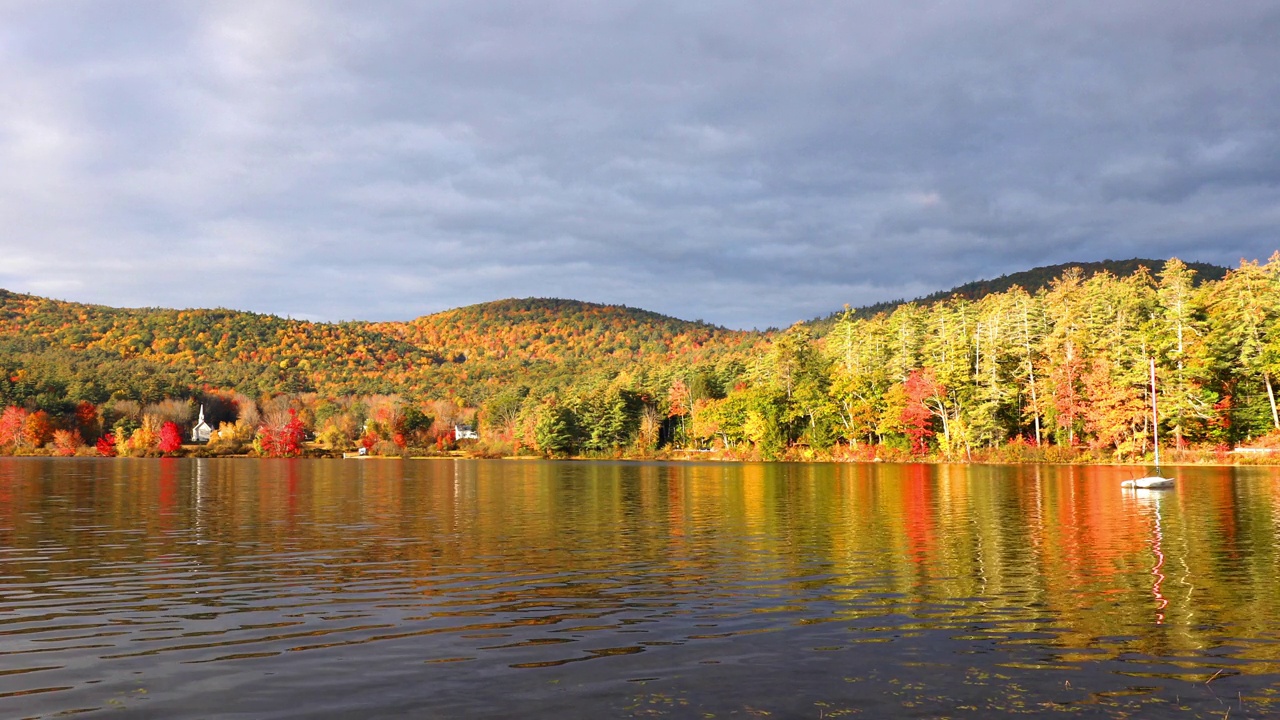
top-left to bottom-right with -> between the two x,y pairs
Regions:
2,256 -> 1279,464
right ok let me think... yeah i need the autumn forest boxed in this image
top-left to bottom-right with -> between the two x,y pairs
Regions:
2,256 -> 1279,462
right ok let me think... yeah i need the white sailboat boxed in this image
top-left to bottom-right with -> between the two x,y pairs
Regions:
1122,358 -> 1175,490
1122,473 -> 1175,490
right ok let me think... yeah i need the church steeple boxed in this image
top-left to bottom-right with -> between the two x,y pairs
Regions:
191,404 -> 212,443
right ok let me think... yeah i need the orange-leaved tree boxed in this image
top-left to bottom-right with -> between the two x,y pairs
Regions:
51,429 -> 82,457
23,410 -> 54,449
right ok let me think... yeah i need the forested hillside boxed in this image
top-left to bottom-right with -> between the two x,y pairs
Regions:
0,291 -> 429,399
2,255 -> 1278,461
370,298 -> 755,397
0,292 -> 756,403
819,258 -> 1228,325
0,292 -> 762,455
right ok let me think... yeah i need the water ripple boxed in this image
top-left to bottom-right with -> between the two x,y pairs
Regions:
2,459 -> 1279,718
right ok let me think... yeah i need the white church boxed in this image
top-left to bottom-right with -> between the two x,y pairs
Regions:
190,405 -> 212,443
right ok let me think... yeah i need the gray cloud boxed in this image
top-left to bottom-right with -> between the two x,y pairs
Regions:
1,0 -> 1278,329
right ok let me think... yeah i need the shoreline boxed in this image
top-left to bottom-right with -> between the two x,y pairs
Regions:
3,450 -> 1277,468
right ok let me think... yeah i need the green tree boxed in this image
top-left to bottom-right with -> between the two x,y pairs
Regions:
533,398 -> 576,457
1205,256 -> 1280,436
1040,268 -> 1090,446
1155,258 -> 1216,446
825,310 -> 891,446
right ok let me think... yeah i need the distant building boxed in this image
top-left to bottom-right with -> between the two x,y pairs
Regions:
454,424 -> 478,440
191,405 -> 212,443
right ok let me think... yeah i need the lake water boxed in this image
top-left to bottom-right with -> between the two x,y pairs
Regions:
2,458 -> 1278,719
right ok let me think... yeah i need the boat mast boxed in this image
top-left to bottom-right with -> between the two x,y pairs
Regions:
1150,357 -> 1160,470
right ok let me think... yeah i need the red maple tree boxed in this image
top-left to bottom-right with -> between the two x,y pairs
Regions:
96,432 -> 118,457
74,401 -> 99,436
901,368 -> 940,456
0,406 -> 27,447
158,422 -> 183,454
258,410 -> 306,457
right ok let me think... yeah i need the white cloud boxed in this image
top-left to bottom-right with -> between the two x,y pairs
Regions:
1,1 -> 1278,328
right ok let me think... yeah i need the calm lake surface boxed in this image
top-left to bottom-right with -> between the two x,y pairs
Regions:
2,459 -> 1279,719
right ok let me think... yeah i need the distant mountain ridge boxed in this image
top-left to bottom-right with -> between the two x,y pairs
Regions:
375,297 -> 750,368
0,290 -> 756,402
0,258 -> 1235,402
1,258 -> 1231,349
823,258 -> 1228,325
0,255 -> 1257,421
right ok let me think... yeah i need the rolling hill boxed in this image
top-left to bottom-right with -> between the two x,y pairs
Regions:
812,258 -> 1229,330
0,290 -> 759,405
0,256 -> 1234,407
4,254 -> 1277,460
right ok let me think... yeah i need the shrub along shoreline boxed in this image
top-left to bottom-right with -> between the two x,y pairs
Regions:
4,438 -> 1276,467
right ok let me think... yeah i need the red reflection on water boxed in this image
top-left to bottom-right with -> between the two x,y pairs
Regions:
902,465 -> 936,568
1205,469 -> 1240,560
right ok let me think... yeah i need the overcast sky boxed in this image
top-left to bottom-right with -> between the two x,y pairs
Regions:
2,1 -> 1277,329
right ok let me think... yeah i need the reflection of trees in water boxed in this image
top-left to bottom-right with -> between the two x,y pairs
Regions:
2,459 -> 1279,673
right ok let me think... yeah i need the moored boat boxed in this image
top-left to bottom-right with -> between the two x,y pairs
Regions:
1121,476 -> 1175,490
1126,358 -> 1174,490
